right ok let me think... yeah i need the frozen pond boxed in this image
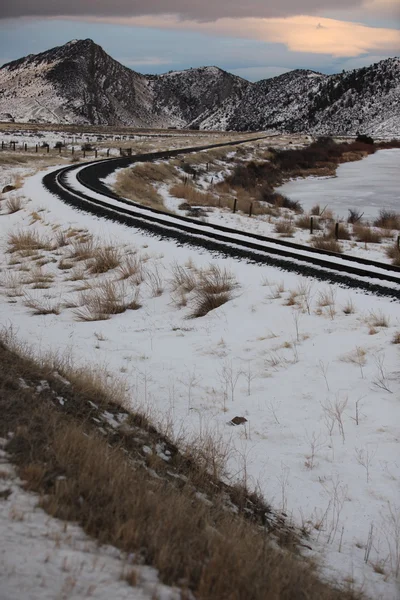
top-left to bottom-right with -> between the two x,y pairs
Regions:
276,149 -> 400,220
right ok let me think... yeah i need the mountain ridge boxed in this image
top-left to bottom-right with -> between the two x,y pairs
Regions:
0,39 -> 399,135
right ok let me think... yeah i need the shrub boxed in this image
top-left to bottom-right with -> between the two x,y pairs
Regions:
356,134 -> 374,145
325,224 -> 352,240
275,220 -> 294,236
385,243 -> 400,266
88,246 -> 121,274
353,225 -> 382,244
374,210 -> 400,230
312,237 -> 343,253
347,209 -> 363,224
8,230 -> 52,254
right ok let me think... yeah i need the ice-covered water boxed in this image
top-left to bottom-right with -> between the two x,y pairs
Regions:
276,149 -> 400,220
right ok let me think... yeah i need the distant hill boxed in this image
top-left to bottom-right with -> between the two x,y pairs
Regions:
0,39 -> 399,135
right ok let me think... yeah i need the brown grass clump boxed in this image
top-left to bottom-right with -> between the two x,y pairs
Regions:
68,238 -> 95,262
325,224 -> 352,241
117,254 -> 144,284
23,293 -> 61,315
295,214 -> 321,230
0,337 -> 365,600
373,210 -> 400,230
311,237 -> 343,253
385,243 -> 400,266
8,230 -> 52,254
391,331 -> 400,344
190,265 -> 238,318
6,196 -> 24,214
353,225 -> 382,244
88,246 -> 121,274
274,219 -> 294,236
74,281 -> 141,321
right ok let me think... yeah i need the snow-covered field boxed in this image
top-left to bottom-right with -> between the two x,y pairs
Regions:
0,160 -> 400,599
0,446 -> 180,600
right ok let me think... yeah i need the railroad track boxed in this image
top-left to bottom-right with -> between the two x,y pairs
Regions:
42,137 -> 400,300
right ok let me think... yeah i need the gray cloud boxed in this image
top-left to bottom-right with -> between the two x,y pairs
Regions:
0,0 -> 364,21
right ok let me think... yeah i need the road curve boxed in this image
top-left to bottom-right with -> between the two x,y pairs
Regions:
42,138 -> 400,300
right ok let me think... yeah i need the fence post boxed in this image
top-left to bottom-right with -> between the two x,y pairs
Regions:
335,222 -> 339,241
107,148 -> 110,157
249,203 -> 253,217
397,235 -> 400,251
24,143 -> 27,152
233,198 -> 237,213
310,216 -> 314,235
12,142 -> 16,151
83,150 -> 86,158
71,147 -> 74,156
95,149 -> 98,158
35,144 -> 38,153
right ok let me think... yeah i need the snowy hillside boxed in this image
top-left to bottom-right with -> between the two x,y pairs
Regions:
0,39 -> 399,135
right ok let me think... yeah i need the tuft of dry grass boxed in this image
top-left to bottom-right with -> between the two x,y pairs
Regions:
8,230 -> 52,254
366,310 -> 389,328
373,210 -> 400,230
23,293 -> 61,315
170,182 -> 217,207
385,243 -> 400,266
88,246 -> 122,274
117,254 -> 144,284
190,265 -> 238,318
391,331 -> 400,344
353,225 -> 382,244
274,219 -> 294,236
6,196 -> 24,214
295,214 -> 321,230
325,224 -> 352,241
311,237 -> 343,253
73,281 -> 141,321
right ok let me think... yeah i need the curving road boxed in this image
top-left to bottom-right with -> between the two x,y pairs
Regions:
42,138 -> 400,300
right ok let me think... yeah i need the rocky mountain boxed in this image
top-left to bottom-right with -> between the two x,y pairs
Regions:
0,39 -> 399,136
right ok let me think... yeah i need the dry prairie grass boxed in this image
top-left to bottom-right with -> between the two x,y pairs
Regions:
374,210 -> 400,230
0,337 -> 364,600
325,224 -> 352,241
295,214 -> 321,230
6,196 -> 24,214
353,225 -> 382,244
274,219 -> 294,236
117,254 -> 145,283
73,281 -> 141,321
23,293 -> 61,315
385,243 -> 400,266
88,246 -> 122,274
170,182 -> 217,206
115,162 -> 177,210
8,230 -> 52,254
312,237 -> 343,253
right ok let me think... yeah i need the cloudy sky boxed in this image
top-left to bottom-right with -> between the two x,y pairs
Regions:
0,0 -> 399,81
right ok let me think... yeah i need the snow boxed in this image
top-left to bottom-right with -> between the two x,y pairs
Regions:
0,159 -> 400,599
0,447 -> 180,600
276,150 -> 400,220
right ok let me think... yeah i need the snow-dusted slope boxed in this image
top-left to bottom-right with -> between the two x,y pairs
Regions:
0,40 -> 399,135
149,66 -> 250,129
0,39 -> 159,127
